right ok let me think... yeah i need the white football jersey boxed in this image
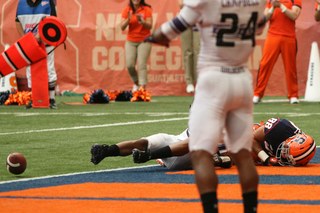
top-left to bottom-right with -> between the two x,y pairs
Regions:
161,0 -> 267,68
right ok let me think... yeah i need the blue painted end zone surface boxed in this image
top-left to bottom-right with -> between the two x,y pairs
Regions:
0,148 -> 319,193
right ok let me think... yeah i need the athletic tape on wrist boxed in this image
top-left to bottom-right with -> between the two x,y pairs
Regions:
280,4 -> 287,13
257,150 -> 269,162
268,7 -> 274,14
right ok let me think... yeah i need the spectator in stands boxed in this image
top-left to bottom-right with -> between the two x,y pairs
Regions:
121,0 -> 153,92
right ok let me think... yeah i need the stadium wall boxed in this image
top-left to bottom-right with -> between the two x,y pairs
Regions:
1,0 -> 319,96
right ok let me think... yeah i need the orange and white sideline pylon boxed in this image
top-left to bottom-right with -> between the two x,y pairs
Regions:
305,42 -> 320,102
0,16 -> 67,107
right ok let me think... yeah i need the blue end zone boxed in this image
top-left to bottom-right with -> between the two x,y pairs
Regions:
0,148 -> 319,193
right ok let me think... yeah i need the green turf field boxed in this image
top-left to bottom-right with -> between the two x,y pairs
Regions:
0,95 -> 319,182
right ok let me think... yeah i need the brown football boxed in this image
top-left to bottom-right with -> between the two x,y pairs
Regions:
6,153 -> 27,175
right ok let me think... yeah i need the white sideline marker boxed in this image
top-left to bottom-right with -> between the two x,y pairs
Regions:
305,42 -> 320,102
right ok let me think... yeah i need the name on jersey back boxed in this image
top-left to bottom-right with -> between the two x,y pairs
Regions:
221,0 -> 259,7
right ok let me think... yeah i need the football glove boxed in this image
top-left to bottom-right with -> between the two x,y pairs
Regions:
263,157 -> 280,166
132,148 -> 151,163
212,153 -> 233,168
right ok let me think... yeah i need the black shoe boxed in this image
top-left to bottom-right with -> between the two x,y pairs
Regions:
25,100 -> 33,109
132,148 -> 151,163
91,144 -> 109,165
49,99 -> 58,109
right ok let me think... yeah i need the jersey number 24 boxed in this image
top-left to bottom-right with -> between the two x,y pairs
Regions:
216,12 -> 258,47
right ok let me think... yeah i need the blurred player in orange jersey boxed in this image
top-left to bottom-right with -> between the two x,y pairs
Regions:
314,0 -> 320,21
253,0 -> 301,105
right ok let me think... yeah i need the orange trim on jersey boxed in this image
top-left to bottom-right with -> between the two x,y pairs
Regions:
266,0 -> 302,38
315,3 -> 319,10
122,5 -> 152,42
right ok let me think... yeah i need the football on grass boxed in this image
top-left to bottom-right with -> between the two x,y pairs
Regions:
6,153 -> 27,175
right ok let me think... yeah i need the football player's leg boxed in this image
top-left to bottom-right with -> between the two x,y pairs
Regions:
230,149 -> 258,213
188,71 -> 226,213
226,105 -> 258,213
117,139 -> 149,156
91,139 -> 149,165
162,153 -> 192,170
133,134 -> 180,163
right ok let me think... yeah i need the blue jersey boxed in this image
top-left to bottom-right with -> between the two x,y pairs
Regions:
16,0 -> 56,34
261,117 -> 303,156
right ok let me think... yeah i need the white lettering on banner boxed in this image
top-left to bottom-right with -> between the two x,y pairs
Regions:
109,46 -> 125,70
150,46 -> 182,70
94,13 -> 182,71
92,46 -> 125,71
92,46 -> 108,70
166,46 -> 181,70
92,45 -> 181,71
148,74 -> 185,83
150,46 -> 165,70
96,13 -> 115,41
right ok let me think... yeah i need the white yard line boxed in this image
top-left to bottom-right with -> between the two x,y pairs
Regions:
0,112 -> 189,116
1,111 -> 320,135
0,117 -> 189,136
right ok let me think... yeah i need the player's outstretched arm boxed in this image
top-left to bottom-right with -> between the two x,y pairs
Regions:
144,5 -> 200,47
144,28 -> 171,47
252,126 -> 279,166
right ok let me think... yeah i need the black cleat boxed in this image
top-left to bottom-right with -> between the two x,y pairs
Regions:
49,99 -> 58,109
132,148 -> 151,163
91,144 -> 109,165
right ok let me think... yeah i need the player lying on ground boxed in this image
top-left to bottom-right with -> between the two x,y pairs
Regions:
90,128 -> 232,170
133,117 -> 316,167
252,117 -> 316,166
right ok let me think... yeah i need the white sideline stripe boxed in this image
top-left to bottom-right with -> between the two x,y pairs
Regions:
0,112 -> 189,116
0,117 -> 189,136
261,99 -> 310,103
1,112 -> 320,117
0,165 -> 158,185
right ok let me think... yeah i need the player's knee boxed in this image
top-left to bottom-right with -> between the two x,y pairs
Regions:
191,150 -> 212,166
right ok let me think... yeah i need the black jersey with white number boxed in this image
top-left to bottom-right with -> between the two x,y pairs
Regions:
261,117 -> 303,156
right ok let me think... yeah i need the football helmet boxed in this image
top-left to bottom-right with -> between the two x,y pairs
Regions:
252,121 -> 264,131
276,134 -> 316,166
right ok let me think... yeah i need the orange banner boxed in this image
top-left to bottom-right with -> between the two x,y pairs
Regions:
1,0 -> 320,96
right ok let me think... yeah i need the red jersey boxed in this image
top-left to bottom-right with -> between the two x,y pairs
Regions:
266,0 -> 302,38
122,5 -> 152,42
